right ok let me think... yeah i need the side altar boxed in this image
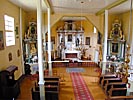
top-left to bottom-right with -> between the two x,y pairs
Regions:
107,19 -> 126,62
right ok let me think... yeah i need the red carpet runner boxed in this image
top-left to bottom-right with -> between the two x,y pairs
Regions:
70,72 -> 94,100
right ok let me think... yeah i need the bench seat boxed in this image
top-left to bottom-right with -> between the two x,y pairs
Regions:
108,96 -> 133,100
101,78 -> 122,88
104,82 -> 127,94
31,88 -> 59,100
108,88 -> 127,97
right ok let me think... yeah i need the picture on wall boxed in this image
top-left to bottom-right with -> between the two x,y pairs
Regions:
86,37 -> 90,45
8,53 -> 12,61
29,22 -> 37,39
51,36 -> 55,44
111,42 -> 119,54
97,32 -> 102,44
0,31 -> 4,50
17,49 -> 20,57
15,26 -> 19,38
68,34 -> 72,42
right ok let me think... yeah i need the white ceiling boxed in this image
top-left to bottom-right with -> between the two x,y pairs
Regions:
8,0 -> 131,14
9,0 -> 47,12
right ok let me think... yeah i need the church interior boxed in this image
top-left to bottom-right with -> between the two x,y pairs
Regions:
0,0 -> 133,100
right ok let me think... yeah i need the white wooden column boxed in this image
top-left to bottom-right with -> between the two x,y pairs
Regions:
102,10 -> 108,74
37,0 -> 45,100
19,8 -> 25,74
47,8 -> 52,76
129,0 -> 133,65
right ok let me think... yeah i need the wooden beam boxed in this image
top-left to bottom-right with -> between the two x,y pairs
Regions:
96,0 -> 128,16
44,0 -> 54,14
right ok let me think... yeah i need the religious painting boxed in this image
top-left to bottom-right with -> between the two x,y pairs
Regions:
29,22 -> 37,39
8,53 -> 12,61
51,36 -> 55,44
111,42 -> 119,54
17,49 -> 20,57
86,37 -> 90,45
97,32 -> 102,44
30,43 -> 37,56
15,26 -> 19,38
0,31 -> 4,50
68,34 -> 72,42
29,22 -> 37,34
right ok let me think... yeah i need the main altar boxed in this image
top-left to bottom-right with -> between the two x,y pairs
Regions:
57,21 -> 84,61
63,50 -> 81,60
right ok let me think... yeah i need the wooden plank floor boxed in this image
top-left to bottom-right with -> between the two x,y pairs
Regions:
17,66 -> 107,100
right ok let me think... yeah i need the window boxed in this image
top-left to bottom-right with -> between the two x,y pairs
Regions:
4,15 -> 15,46
93,27 -> 97,33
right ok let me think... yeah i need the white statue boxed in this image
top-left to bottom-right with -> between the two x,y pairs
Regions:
64,22 -> 68,30
72,23 -> 76,30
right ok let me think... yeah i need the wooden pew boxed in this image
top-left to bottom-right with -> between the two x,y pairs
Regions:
35,75 -> 60,91
45,80 -> 59,86
101,78 -> 122,88
108,87 -> 127,97
108,96 -> 133,100
35,85 -> 59,92
99,74 -> 117,84
44,76 -> 60,81
45,85 -> 59,92
45,91 -> 59,100
35,82 -> 59,92
104,82 -> 127,94
44,76 -> 60,89
31,88 -> 40,100
100,74 -> 116,77
31,88 -> 59,100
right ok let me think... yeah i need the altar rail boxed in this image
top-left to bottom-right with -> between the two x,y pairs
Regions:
52,60 -> 97,67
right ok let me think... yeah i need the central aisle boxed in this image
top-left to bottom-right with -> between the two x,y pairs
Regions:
70,72 -> 94,100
